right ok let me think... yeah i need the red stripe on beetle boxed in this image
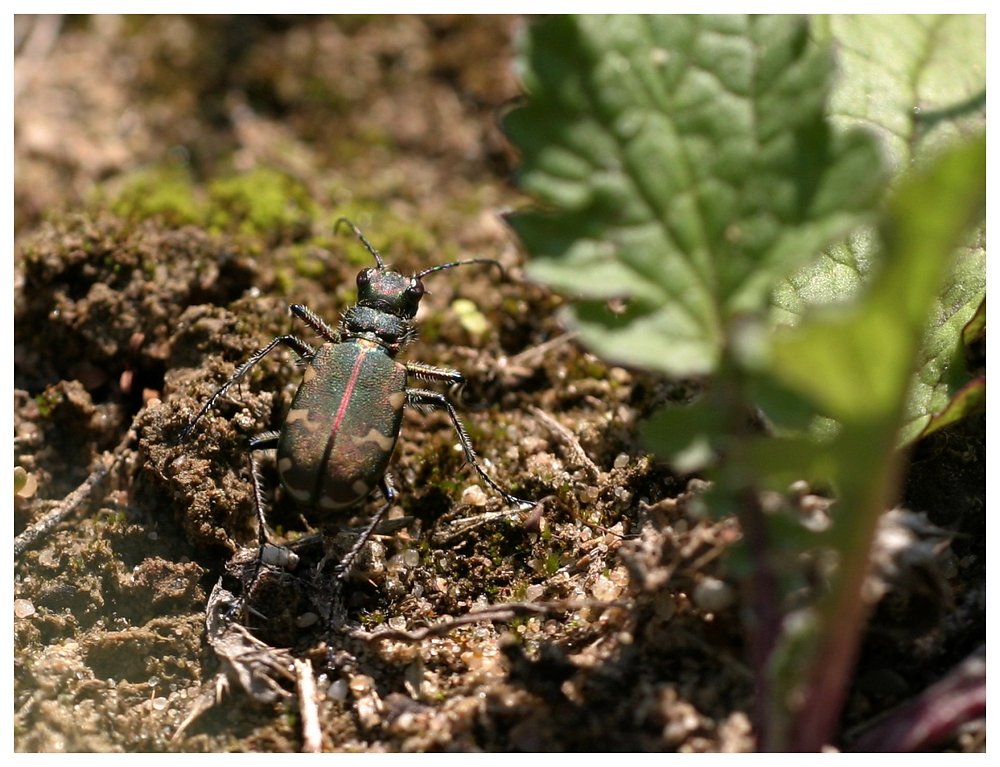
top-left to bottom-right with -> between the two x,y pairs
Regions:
330,346 -> 368,441
311,345 -> 368,504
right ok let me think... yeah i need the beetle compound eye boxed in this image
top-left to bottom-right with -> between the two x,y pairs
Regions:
401,281 -> 425,317
357,268 -> 376,288
406,280 -> 425,300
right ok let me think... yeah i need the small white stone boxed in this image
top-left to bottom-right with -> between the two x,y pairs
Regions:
592,575 -> 621,601
295,612 -> 319,628
525,584 -> 545,602
692,577 -> 736,613
388,615 -> 406,630
327,679 -> 349,701
402,549 -> 420,568
260,543 -> 299,570
461,484 -> 488,506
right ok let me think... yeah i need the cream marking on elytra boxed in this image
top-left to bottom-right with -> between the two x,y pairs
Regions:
285,485 -> 313,503
351,428 -> 396,452
286,408 -> 321,432
278,457 -> 294,474
388,391 -> 406,410
351,480 -> 370,497
301,365 -> 318,383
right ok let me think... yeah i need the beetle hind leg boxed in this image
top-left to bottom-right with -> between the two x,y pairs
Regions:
332,473 -> 397,583
247,431 -> 281,547
246,435 -> 309,572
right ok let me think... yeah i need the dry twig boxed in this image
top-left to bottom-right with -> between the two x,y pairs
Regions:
295,658 -> 323,753
14,426 -> 136,558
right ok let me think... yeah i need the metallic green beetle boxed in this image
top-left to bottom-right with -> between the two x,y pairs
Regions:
181,218 -> 531,579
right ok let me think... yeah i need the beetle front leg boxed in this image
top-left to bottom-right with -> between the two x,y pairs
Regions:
406,388 -> 532,508
290,304 -> 339,344
180,335 -> 316,442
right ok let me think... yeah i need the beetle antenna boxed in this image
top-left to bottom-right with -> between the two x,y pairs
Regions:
416,257 -> 505,280
334,217 -> 386,269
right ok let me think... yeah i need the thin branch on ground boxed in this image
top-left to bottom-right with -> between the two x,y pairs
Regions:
529,405 -> 601,479
14,425 -> 137,559
351,598 -> 628,643
295,658 -> 323,753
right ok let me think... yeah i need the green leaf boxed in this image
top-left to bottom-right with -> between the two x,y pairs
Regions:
912,295 -> 988,438
774,16 -> 986,441
962,296 -> 986,347
641,401 -> 727,473
899,235 -> 986,443
917,375 -> 985,440
773,15 -> 986,312
505,15 -> 884,377
769,135 -> 985,425
815,15 -> 985,173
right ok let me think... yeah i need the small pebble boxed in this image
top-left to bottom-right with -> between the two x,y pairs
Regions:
525,584 -> 545,602
295,612 -> 319,628
14,599 -> 35,618
692,577 -> 736,613
461,484 -> 488,506
327,679 -> 349,701
592,575 -> 621,601
402,549 -> 420,568
614,487 -> 633,503
260,543 -> 299,570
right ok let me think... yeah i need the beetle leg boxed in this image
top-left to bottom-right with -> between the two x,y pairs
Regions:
290,304 -> 340,344
406,362 -> 469,404
406,388 -> 532,508
179,335 -> 315,442
405,361 -> 464,386
238,431 -> 283,594
332,473 -> 397,582
247,431 -> 280,548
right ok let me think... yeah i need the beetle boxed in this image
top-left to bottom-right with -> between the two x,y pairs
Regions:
181,218 -> 531,580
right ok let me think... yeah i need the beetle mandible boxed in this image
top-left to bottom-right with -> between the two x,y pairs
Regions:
181,217 -> 531,579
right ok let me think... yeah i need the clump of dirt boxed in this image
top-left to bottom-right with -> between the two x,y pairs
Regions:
14,15 -> 984,753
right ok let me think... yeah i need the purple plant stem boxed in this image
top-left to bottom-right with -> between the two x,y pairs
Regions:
845,645 -> 985,752
740,489 -> 784,750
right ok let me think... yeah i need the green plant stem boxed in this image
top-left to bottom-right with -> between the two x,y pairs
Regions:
790,428 -> 904,750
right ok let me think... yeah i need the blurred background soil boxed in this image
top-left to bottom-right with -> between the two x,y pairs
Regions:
13,15 -> 984,752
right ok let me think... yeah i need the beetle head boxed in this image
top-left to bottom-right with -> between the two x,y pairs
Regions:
357,267 -> 425,319
335,216 -> 506,321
